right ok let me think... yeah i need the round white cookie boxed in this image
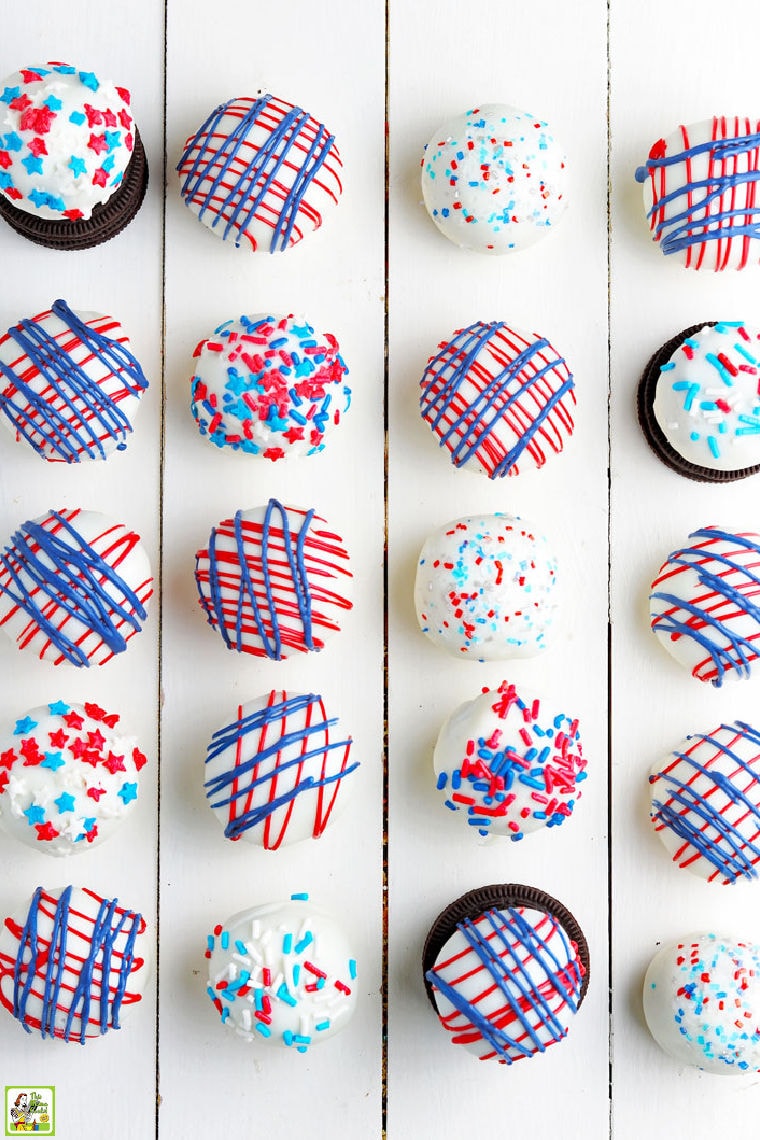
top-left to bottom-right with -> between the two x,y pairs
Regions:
421,103 -> 568,254
644,933 -> 760,1073
205,894 -> 357,1051
414,511 -> 559,660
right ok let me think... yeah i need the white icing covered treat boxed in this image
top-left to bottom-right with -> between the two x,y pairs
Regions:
0,885 -> 149,1042
177,93 -> 343,252
652,322 -> 760,474
434,680 -> 586,840
0,507 -> 153,667
0,700 -> 147,855
205,894 -> 357,1051
643,933 -> 760,1073
635,116 -> 760,271
189,313 -> 350,459
0,62 -> 136,221
420,104 -> 568,254
414,511 -> 559,660
649,720 -> 760,884
0,299 -> 148,462
204,691 -> 357,847
649,525 -> 760,686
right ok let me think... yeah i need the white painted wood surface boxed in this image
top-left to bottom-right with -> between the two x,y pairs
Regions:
1,1 -> 759,1137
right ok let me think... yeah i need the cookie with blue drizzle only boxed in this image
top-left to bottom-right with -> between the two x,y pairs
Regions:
0,299 -> 148,461
638,321 -> 760,482
0,62 -> 148,250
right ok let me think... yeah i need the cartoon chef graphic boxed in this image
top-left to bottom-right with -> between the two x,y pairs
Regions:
10,1092 -> 32,1131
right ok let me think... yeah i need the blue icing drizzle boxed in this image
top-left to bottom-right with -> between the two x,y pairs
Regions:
0,299 -> 148,461
177,95 -> 335,252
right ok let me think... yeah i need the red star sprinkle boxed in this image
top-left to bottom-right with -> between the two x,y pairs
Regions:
115,86 -> 131,105
84,702 -> 107,721
92,167 -> 109,187
0,772 -> 8,794
3,187 -> 23,200
87,132 -> 109,155
64,208 -> 84,221
118,109 -> 132,131
83,102 -> 103,127
86,786 -> 106,802
19,106 -> 56,134
20,739 -> 42,765
9,94 -> 31,112
103,752 -> 126,775
132,748 -> 148,772
35,821 -> 60,842
27,137 -> 48,157
64,711 -> 84,730
87,730 -> 106,751
0,749 -> 16,770
0,152 -> 11,169
68,737 -> 86,758
80,749 -> 102,769
20,70 -> 45,84
48,729 -> 68,748
85,824 -> 99,843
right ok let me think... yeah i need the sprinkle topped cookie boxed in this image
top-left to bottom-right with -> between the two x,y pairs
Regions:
204,691 -> 357,847
0,62 -> 147,248
420,319 -> 575,477
0,508 -> 153,667
195,499 -> 352,660
190,313 -> 349,458
649,525 -> 760,686
205,893 -> 357,1050
0,700 -> 147,856
638,322 -> 760,481
635,116 -> 760,270
177,93 -> 342,251
649,720 -> 760,884
434,681 -> 586,840
414,511 -> 559,660
0,299 -> 148,461
644,933 -> 760,1073
420,104 -> 568,254
0,885 -> 148,1042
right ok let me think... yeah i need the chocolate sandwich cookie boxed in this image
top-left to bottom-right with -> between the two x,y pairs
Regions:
637,321 -> 760,482
423,883 -> 589,1064
0,62 -> 148,250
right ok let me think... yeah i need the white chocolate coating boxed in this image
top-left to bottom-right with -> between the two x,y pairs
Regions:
0,63 -> 135,221
414,512 -> 559,660
0,885 -> 149,1042
0,508 -> 153,667
0,701 -> 146,856
434,681 -> 586,839
177,94 -> 342,252
635,116 -> 760,271
205,895 -> 357,1050
204,691 -> 356,847
649,524 -> 760,686
652,323 -> 760,473
420,104 -> 568,254
643,933 -> 760,1073
649,720 -> 760,884
189,313 -> 350,458
426,903 -> 585,1063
